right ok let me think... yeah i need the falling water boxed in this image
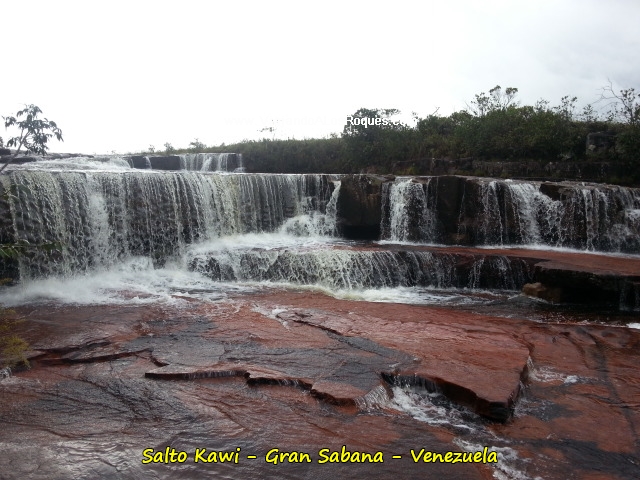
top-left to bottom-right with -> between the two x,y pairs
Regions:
179,153 -> 244,172
1,159 -> 638,480
188,242 -> 533,293
381,178 -> 438,242
381,176 -> 640,252
0,170 -> 335,279
1,165 -> 638,306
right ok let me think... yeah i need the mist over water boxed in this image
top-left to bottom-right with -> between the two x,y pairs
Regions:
0,236 -> 503,308
1,158 -> 639,311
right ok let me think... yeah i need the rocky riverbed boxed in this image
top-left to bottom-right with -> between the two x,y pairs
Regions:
1,285 -> 639,480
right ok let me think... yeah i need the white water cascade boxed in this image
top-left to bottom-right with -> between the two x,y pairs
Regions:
179,153 -> 244,172
381,176 -> 640,251
381,178 -> 438,242
1,160 -> 639,308
0,168 -> 335,279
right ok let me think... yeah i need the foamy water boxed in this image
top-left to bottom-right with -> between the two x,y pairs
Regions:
0,256 -> 251,306
7,156 -> 134,172
0,229 -> 500,307
387,386 -> 542,480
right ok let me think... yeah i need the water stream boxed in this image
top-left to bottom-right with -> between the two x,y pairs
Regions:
1,158 -> 639,479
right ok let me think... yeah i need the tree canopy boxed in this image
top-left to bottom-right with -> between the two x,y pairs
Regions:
1,104 -> 64,173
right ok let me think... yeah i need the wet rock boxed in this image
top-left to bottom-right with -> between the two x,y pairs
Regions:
191,243 -> 539,292
533,259 -> 640,307
337,174 -> 394,239
522,282 -> 563,303
621,280 -> 640,310
432,176 -> 467,242
3,156 -> 40,164
427,245 -> 640,310
287,307 -> 531,422
128,155 -> 151,169
148,155 -> 182,170
382,176 -> 640,251
35,339 -> 111,355
539,182 -> 569,201
190,243 -> 640,309
59,344 -> 152,363
3,292 -> 640,479
310,380 -> 370,406
245,366 -> 313,387
145,364 -> 247,380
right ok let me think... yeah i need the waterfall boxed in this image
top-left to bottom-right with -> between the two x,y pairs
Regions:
189,245 -> 534,292
475,180 -> 560,245
189,248 -> 454,290
280,180 -> 341,237
476,180 -> 506,244
126,156 -> 151,169
179,153 -> 244,172
0,171 -> 335,279
381,178 -> 438,242
1,165 -> 639,293
380,176 -> 640,252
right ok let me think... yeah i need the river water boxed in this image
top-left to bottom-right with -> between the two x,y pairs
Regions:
1,157 -> 639,479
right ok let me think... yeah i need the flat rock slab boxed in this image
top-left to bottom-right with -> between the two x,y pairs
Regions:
279,308 -> 530,421
310,380 -> 371,406
421,245 -> 640,308
138,304 -> 406,407
145,363 -> 290,381
60,344 -> 151,363
3,288 -> 640,479
145,365 -> 379,407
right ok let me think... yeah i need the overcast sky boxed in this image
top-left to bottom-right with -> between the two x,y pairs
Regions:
1,0 -> 638,155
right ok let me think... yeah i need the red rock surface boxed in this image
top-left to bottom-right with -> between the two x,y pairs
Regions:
425,246 -> 640,276
1,288 -> 639,479
277,306 -> 530,420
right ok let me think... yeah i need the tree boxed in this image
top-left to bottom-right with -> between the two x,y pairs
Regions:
1,104 -> 63,173
467,85 -> 519,117
164,142 -> 176,154
189,138 -> 206,152
342,108 -> 404,136
597,82 -> 640,162
452,87 -> 590,160
341,108 -> 411,171
598,81 -> 640,126
417,111 -> 465,158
